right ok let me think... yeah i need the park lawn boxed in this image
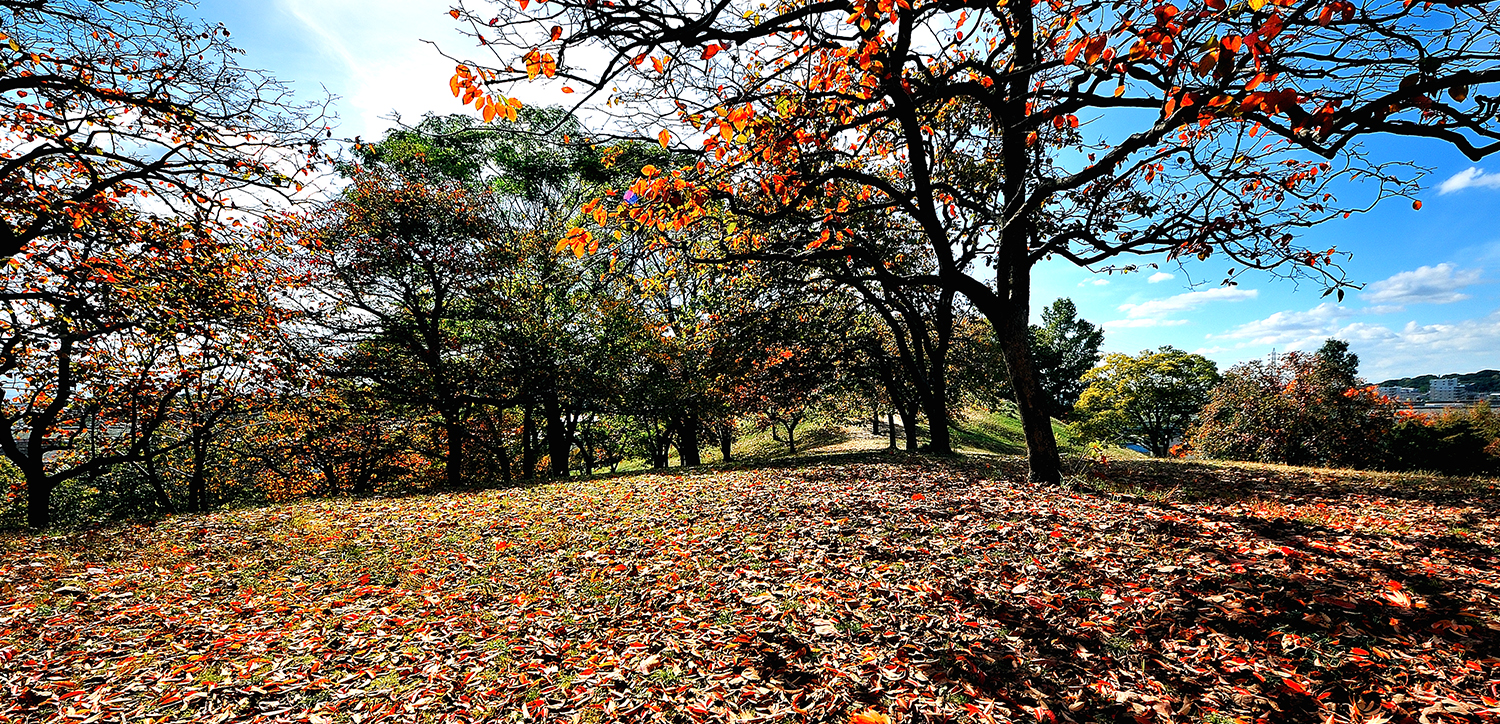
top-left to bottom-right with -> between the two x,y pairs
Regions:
2,455 -> 1498,724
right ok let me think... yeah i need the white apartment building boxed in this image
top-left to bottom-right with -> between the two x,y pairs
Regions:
1429,377 -> 1461,402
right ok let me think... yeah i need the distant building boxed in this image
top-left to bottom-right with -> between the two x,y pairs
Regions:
1430,377 -> 1461,402
1377,385 -> 1423,402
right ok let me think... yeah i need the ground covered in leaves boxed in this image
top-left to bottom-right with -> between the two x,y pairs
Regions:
3,455 -> 1499,723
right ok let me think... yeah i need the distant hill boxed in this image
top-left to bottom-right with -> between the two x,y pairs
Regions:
1377,369 -> 1500,394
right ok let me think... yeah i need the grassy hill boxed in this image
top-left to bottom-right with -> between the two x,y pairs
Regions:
1378,368 -> 1500,394
3,454 -> 1496,723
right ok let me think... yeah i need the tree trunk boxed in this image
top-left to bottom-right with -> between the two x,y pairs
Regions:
497,437 -> 513,484
543,387 -> 569,478
25,475 -> 51,529
899,407 -> 920,452
142,448 -> 175,514
445,421 -> 465,489
678,413 -> 701,467
985,302 -> 1062,484
872,404 -> 881,435
920,377 -> 953,454
189,437 -> 209,513
521,404 -> 536,479
720,422 -> 734,463
887,412 -> 897,450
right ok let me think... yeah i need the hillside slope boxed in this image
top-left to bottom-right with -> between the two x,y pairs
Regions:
3,456 -> 1496,723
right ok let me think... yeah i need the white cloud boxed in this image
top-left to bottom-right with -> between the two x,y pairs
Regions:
1078,278 -> 1111,287
1217,305 -> 1500,380
1220,303 -> 1354,347
1117,287 -> 1258,319
274,0 -> 492,141
1148,272 -> 1175,283
1364,263 -> 1482,305
1438,167 -> 1500,195
1103,318 -> 1190,329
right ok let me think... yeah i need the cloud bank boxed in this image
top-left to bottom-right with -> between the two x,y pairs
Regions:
1363,263 -> 1482,305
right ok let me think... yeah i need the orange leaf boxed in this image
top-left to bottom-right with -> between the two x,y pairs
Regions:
550,25 -> 563,41
849,711 -> 891,724
658,129 -> 671,148
1412,200 -> 1422,210
450,8 -> 461,19
561,86 -> 575,93
641,164 -> 660,177
519,0 -> 529,8
540,53 -> 557,78
450,75 -> 463,97
701,43 -> 722,59
482,101 -> 497,123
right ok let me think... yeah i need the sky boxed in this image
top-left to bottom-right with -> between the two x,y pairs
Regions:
193,0 -> 1499,382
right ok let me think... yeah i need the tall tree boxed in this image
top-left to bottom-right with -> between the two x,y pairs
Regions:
290,162 -> 510,490
1030,298 -> 1105,418
1192,339 -> 1392,467
448,0 -> 1500,483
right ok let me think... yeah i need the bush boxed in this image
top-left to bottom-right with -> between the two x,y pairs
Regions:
1385,404 -> 1500,475
1192,340 -> 1392,468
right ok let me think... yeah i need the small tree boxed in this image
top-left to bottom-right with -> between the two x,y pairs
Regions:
1075,347 -> 1219,457
1192,339 -> 1392,467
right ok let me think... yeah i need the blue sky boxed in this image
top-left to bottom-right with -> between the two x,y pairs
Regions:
194,1 -> 1499,382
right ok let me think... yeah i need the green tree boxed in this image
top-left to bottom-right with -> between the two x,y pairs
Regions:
1030,299 -> 1105,418
1075,347 -> 1219,457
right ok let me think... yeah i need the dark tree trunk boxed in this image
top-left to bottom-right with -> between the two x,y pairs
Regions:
872,405 -> 881,435
652,421 -> 672,469
720,422 -> 734,463
678,413 -> 701,467
497,437 -> 513,484
25,475 -> 50,529
521,404 -> 536,479
445,421 -> 465,489
142,448 -> 175,514
543,387 -> 569,478
978,294 -> 1062,484
189,436 -> 209,513
887,412 -> 897,450
899,407 -> 920,452
919,377 -> 953,454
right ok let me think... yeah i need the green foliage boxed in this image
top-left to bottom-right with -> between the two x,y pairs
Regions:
1029,298 -> 1105,418
1074,347 -> 1219,457
1386,403 -> 1500,475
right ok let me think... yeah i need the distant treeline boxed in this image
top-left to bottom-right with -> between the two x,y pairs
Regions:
1377,370 -> 1500,394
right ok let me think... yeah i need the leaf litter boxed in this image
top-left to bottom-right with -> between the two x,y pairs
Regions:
2,455 -> 1497,723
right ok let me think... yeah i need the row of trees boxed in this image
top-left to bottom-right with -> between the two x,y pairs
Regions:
1076,340 -> 1500,475
2,105 -> 1112,528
